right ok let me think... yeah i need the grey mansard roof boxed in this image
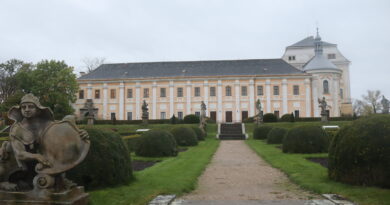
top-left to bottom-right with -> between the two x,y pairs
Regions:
78,59 -> 305,80
288,36 -> 336,48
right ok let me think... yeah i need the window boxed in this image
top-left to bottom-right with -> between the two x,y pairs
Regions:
194,87 -> 200,97
241,86 -> 247,96
94,90 -> 100,99
143,88 -> 149,98
110,89 -> 116,99
210,87 -> 216,96
323,80 -> 329,94
178,112 -> 183,120
293,85 -> 299,95
225,86 -> 232,96
340,88 -> 344,99
127,89 -> 133,98
327,53 -> 336,59
274,110 -> 279,118
127,112 -> 132,120
273,86 -> 279,95
195,112 -> 200,117
160,112 -> 166,119
177,87 -> 183,97
79,90 -> 84,99
294,110 -> 300,118
160,88 -> 166,97
288,56 -> 296,61
111,113 -> 116,120
257,86 -> 263,96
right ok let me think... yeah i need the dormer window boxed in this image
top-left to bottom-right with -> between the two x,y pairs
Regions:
327,53 -> 336,59
288,56 -> 296,61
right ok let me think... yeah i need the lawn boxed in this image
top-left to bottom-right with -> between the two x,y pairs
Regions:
246,139 -> 390,205
89,124 -> 219,205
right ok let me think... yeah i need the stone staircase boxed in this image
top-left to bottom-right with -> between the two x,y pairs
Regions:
217,123 -> 247,140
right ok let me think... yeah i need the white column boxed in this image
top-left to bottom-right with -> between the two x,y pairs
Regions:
152,81 -> 157,119
235,80 -> 240,122
333,76 -> 340,117
203,80 -> 209,116
282,79 -> 288,115
266,79 -> 271,113
119,82 -> 125,120
312,78 -> 319,117
217,80 -> 223,122
135,82 -> 141,120
169,81 -> 174,118
186,81 -> 192,115
103,83 -> 108,119
249,79 -> 255,117
305,79 -> 311,117
344,66 -> 351,103
87,83 -> 92,99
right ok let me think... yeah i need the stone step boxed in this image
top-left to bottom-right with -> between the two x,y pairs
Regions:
218,134 -> 246,140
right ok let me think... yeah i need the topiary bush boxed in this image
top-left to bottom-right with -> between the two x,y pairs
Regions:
67,128 -> 133,190
253,125 -> 273,140
267,127 -> 288,144
263,113 -> 277,123
328,115 -> 390,188
135,130 -> 178,157
282,125 -> 327,153
280,113 -> 294,122
183,114 -> 200,124
170,126 -> 198,146
192,127 -> 206,141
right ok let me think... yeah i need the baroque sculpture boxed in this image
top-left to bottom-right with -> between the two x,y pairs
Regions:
199,101 -> 207,134
0,93 -> 90,204
142,100 -> 149,125
318,97 -> 330,122
381,95 -> 389,114
255,99 -> 263,125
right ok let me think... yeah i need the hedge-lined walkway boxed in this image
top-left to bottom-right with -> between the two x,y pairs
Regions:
181,141 -> 317,201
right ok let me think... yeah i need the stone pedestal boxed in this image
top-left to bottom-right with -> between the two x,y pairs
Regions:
321,114 -> 328,122
0,186 -> 89,205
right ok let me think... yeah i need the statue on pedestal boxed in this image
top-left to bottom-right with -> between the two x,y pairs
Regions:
0,93 -> 90,204
381,95 -> 389,114
318,97 -> 330,122
199,101 -> 207,134
255,99 -> 263,125
142,100 -> 149,125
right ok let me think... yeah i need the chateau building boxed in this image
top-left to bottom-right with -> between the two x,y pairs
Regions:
75,32 -> 352,122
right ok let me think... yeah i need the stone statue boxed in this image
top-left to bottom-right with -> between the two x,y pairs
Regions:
318,97 -> 330,122
381,95 -> 389,114
199,101 -> 207,134
142,100 -> 149,125
255,99 -> 263,125
85,99 -> 96,125
0,93 -> 90,204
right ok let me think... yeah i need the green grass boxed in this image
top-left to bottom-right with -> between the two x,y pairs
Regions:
91,138 -> 219,205
246,139 -> 390,205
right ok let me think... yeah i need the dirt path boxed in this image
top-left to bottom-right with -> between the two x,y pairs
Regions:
182,141 -> 318,201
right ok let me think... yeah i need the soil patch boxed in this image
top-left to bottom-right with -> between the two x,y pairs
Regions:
306,157 -> 328,168
132,160 -> 160,171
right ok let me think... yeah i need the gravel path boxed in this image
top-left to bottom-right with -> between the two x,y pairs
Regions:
182,141 -> 318,201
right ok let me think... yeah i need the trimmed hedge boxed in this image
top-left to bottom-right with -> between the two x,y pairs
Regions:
263,113 -> 277,123
76,119 -> 171,125
267,127 -> 288,144
183,114 -> 200,124
253,125 -> 273,140
282,125 -> 327,153
280,113 -> 295,122
192,127 -> 206,141
67,128 -> 133,190
328,115 -> 390,188
135,130 -> 178,157
122,134 -> 141,152
170,126 -> 198,146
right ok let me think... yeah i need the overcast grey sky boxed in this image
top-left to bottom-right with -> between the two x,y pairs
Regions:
1,0 -> 389,100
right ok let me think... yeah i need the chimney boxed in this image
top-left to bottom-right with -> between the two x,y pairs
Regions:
80,72 -> 86,76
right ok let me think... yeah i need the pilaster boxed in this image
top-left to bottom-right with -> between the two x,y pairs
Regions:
135,82 -> 141,120
305,79 -> 311,117
266,79 -> 271,113
103,83 -> 108,120
169,81 -> 174,118
235,80 -> 240,122
186,81 -> 192,115
249,79 -> 255,117
203,80 -> 209,116
119,82 -> 125,120
87,84 -> 92,99
152,81 -> 157,119
217,80 -> 222,122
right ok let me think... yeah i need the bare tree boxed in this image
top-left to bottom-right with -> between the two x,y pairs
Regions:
82,57 -> 106,73
362,90 -> 382,114
353,99 -> 373,116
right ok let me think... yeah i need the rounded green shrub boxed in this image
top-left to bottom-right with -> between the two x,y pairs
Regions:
328,115 -> 390,188
263,113 -> 277,122
253,125 -> 273,140
67,128 -> 133,190
280,113 -> 294,122
135,130 -> 178,157
282,125 -> 327,153
170,126 -> 198,146
183,114 -> 200,124
267,127 -> 288,144
192,127 -> 206,141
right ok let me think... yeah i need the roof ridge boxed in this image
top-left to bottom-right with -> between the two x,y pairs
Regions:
102,58 -> 283,65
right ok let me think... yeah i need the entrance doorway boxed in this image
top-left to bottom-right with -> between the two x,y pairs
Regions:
225,111 -> 232,122
241,111 -> 248,121
210,111 -> 217,122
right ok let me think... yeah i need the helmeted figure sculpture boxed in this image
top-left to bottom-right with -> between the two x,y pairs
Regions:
0,93 -> 90,204
255,99 -> 263,125
142,100 -> 149,125
318,97 -> 331,122
199,101 -> 207,134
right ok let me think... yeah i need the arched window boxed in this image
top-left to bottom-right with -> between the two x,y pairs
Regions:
323,80 -> 329,94
225,86 -> 232,96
